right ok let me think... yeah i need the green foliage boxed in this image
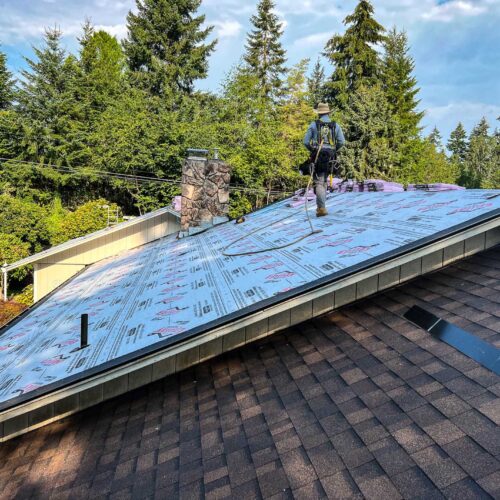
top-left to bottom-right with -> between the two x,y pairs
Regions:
382,28 -> 423,142
394,138 -> 458,185
339,84 -> 395,179
307,59 -> 326,107
0,234 -> 30,280
244,0 -> 287,100
0,0 -> 494,289
0,48 -> 15,110
0,194 -> 49,252
123,0 -> 216,96
447,122 -> 468,164
52,198 -> 120,244
17,28 -> 86,165
324,0 -> 385,110
459,118 -> 497,188
78,23 -> 125,128
90,87 -> 183,213
13,284 -> 34,307
428,126 -> 443,151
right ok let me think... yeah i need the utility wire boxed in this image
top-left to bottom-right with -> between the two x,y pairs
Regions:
0,157 -> 296,197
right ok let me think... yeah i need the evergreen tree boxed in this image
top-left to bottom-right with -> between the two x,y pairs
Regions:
244,0 -> 287,100
307,58 -> 325,107
80,23 -> 124,101
0,49 -> 15,110
428,126 -> 443,151
470,116 -> 489,138
447,122 -> 467,163
324,0 -> 385,110
122,0 -> 216,96
78,23 -> 125,125
382,28 -> 423,140
17,28 -> 85,165
339,84 -> 396,179
461,117 -> 496,188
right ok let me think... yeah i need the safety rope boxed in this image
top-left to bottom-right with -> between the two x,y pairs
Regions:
221,141 -> 326,257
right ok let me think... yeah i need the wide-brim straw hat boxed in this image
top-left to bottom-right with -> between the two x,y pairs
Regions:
315,103 -> 331,114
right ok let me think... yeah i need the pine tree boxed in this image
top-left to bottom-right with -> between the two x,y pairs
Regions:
324,0 -> 385,110
428,126 -> 443,151
244,0 -> 287,100
447,122 -> 467,163
0,49 -> 15,110
122,0 -> 216,96
382,28 -> 423,140
307,58 -> 325,107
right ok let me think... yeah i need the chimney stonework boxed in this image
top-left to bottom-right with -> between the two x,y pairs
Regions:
181,158 -> 231,232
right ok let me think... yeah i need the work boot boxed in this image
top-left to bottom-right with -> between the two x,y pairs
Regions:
316,207 -> 328,217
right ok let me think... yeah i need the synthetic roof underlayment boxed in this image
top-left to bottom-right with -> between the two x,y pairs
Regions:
0,190 -> 499,410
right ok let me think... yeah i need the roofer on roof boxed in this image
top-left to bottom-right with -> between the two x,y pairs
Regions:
303,103 -> 345,217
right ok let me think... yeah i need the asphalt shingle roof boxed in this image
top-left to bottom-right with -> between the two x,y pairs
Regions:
0,247 -> 499,499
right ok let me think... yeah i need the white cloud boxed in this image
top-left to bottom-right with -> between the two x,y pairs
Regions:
424,101 -> 500,138
293,32 -> 331,48
422,1 -> 487,22
213,19 -> 243,39
94,23 -> 128,39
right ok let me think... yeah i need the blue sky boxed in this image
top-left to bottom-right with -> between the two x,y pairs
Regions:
0,0 -> 499,141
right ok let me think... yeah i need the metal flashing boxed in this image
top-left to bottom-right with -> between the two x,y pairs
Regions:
404,305 -> 500,375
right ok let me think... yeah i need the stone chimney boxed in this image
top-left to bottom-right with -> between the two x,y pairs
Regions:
180,150 -> 231,235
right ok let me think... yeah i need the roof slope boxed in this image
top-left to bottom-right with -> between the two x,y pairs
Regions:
0,247 -> 498,499
0,190 -> 499,408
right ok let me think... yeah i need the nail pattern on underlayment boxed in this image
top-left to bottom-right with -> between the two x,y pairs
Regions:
0,189 -> 498,405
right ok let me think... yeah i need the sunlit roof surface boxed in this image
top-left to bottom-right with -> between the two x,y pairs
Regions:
0,189 -> 499,408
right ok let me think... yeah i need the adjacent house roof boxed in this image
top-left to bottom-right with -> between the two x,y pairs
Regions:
0,190 -> 499,410
0,247 -> 498,499
2,206 -> 179,273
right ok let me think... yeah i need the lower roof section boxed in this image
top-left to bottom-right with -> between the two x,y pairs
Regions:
0,190 -> 499,416
0,247 -> 499,498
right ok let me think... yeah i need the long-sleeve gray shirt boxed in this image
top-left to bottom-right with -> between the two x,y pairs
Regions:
303,115 -> 345,152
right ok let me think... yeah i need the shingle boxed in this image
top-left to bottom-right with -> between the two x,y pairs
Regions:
452,410 -> 500,456
295,422 -> 329,450
330,429 -> 373,470
430,394 -> 471,418
256,466 -> 289,498
3,247 -> 500,500
280,447 -> 317,490
442,477 -> 492,499
411,445 -> 467,489
368,437 -> 415,477
349,461 -> 400,500
372,401 -> 412,431
319,470 -> 362,499
306,442 -> 345,479
478,470 -> 500,498
391,466 -> 444,500
443,436 -> 500,480
353,418 -> 389,446
444,376 -> 487,400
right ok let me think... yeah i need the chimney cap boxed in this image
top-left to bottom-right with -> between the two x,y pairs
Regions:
186,148 -> 220,161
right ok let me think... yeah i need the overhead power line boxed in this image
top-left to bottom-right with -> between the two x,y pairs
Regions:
0,158 -> 295,197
